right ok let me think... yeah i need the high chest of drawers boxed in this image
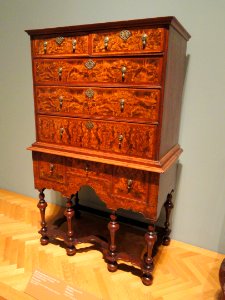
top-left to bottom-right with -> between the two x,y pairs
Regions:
26,17 -> 190,285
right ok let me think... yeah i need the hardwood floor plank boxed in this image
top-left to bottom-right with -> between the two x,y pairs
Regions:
0,189 -> 224,300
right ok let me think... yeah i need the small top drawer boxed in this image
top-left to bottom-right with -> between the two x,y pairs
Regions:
92,28 -> 165,55
32,35 -> 89,56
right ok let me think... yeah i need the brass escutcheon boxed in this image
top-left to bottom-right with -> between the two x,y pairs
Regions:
85,60 -> 96,70
85,89 -> 94,99
86,121 -> 94,130
120,30 -> 131,41
55,36 -> 64,45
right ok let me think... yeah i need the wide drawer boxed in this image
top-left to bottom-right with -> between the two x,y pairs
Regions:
92,28 -> 165,55
33,57 -> 163,86
35,86 -> 160,123
32,35 -> 89,56
37,115 -> 158,159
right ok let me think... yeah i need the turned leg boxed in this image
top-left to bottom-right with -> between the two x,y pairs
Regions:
107,211 -> 119,272
219,259 -> 225,300
162,190 -> 174,246
64,196 -> 76,256
141,224 -> 157,286
37,189 -> 49,246
74,192 -> 81,219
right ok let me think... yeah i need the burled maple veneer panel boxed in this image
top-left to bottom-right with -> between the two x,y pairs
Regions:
32,35 -> 88,56
92,28 -> 165,54
37,115 -> 158,160
33,152 -> 161,220
35,86 -> 160,123
33,58 -> 163,86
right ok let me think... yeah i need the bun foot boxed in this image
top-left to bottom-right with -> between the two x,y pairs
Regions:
162,236 -> 171,246
66,246 -> 76,256
141,274 -> 153,286
107,261 -> 118,272
40,236 -> 49,246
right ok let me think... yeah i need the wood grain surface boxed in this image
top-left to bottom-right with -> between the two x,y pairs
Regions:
32,152 -> 160,220
32,35 -> 88,56
92,28 -> 165,54
35,86 -> 161,123
33,57 -> 163,85
37,115 -> 158,159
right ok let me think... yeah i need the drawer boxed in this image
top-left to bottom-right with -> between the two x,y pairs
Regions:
35,86 -> 160,123
38,153 -> 65,183
112,167 -> 149,202
32,35 -> 88,56
37,116 -> 158,160
33,57 -> 163,86
92,28 -> 165,55
66,158 -> 112,181
66,158 -> 113,199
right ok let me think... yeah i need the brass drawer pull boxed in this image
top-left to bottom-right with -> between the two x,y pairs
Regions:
72,39 -> 77,52
118,134 -> 124,148
104,36 -> 109,49
127,179 -> 133,192
58,67 -> 62,79
142,33 -> 148,48
121,66 -> 126,81
120,99 -> 125,112
43,41 -> 47,53
49,163 -> 54,174
85,163 -> 89,173
59,96 -> 63,109
60,127 -> 64,139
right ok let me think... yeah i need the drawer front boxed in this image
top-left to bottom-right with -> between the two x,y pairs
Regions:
38,153 -> 65,183
32,35 -> 88,56
35,86 -> 160,123
92,28 -> 165,54
66,158 -> 112,182
37,116 -> 157,159
33,57 -> 163,86
112,167 -> 148,202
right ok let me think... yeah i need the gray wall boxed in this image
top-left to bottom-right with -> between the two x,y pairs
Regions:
0,0 -> 225,253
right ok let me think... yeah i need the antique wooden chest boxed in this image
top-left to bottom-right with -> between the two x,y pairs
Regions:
26,16 -> 190,285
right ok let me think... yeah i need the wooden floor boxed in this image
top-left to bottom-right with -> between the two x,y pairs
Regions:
0,188 -> 224,300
